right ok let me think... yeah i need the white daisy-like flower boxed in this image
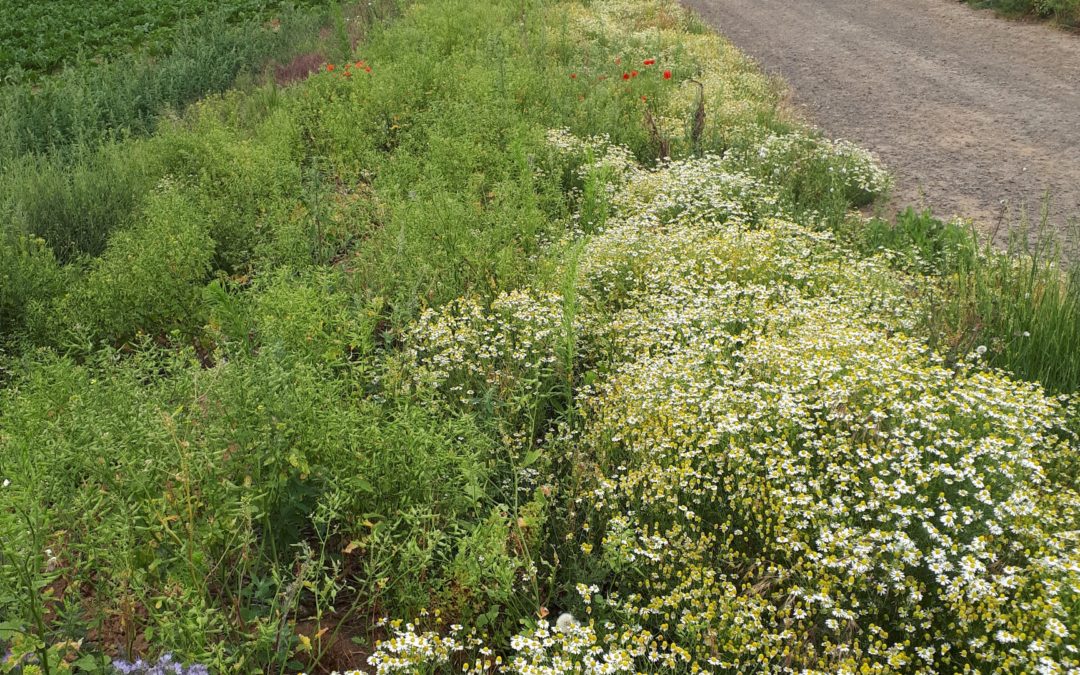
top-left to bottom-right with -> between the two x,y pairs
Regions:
556,613 -> 579,633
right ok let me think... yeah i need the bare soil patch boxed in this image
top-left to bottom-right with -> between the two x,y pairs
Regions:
683,0 -> 1080,244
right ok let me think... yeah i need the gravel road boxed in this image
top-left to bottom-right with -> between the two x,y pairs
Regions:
682,0 -> 1080,242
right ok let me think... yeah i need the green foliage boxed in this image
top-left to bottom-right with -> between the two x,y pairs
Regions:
206,265 -> 379,366
292,32 -> 572,322
730,131 -> 891,227
0,632 -> 91,674
844,207 -> 1080,393
329,1 -> 354,64
2,88 -> 307,267
965,0 -> 1080,26
0,4 -> 328,164
4,140 -> 167,261
0,234 -> 69,347
929,240 -> 1080,393
154,104 -> 306,273
579,160 -> 616,234
0,340 -> 506,671
320,399 -> 500,622
40,185 -> 214,350
0,0 -> 325,78
859,207 -> 978,274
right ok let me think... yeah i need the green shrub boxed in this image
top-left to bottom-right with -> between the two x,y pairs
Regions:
3,89 -> 304,268
4,139 -> 167,261
1034,0 -> 1080,20
206,265 -> 380,366
858,207 -> 978,274
154,104 -> 305,273
729,130 -> 892,226
0,233 -> 69,346
42,184 -> 214,350
0,342 -> 505,671
0,348 -> 339,670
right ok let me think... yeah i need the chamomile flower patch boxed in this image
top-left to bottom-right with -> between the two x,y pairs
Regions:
373,128 -> 1080,673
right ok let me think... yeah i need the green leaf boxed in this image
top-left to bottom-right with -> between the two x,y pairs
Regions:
72,654 -> 109,672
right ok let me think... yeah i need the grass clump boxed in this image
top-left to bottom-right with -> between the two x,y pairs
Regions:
931,240 -> 1080,393
0,0 -> 326,77
849,207 -> 1080,393
3,140 -> 168,261
0,234 -> 69,350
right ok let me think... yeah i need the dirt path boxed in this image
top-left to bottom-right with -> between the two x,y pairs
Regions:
682,0 -> 1080,243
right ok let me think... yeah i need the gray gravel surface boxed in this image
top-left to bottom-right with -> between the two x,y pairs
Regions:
682,0 -> 1080,242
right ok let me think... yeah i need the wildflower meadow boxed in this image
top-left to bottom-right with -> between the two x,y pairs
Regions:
1,0 -> 1077,673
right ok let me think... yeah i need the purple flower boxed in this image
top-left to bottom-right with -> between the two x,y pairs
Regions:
111,654 -> 209,675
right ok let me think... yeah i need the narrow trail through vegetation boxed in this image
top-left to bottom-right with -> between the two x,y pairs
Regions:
683,0 -> 1080,242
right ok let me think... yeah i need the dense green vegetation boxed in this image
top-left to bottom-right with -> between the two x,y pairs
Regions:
1,0 -> 1078,673
851,208 -> 1080,393
0,1 -> 389,164
0,0 -> 331,78
963,0 -> 1080,27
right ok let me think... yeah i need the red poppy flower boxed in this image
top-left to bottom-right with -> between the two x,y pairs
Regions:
622,72 -> 630,80
570,73 -> 577,79
327,64 -> 335,72
631,70 -> 638,77
643,59 -> 655,66
663,70 -> 672,79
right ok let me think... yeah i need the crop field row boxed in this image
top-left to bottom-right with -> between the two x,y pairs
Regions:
963,0 -> 1080,28
0,0 -> 330,78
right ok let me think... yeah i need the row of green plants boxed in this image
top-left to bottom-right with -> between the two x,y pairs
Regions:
1,0 -> 1078,672
0,0 -> 405,165
0,0 -> 330,79
3,0 -> 769,670
849,207 -> 1080,394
